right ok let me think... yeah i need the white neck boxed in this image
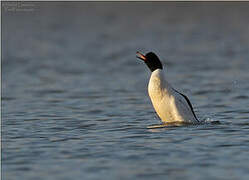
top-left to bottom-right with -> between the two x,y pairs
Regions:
148,69 -> 173,100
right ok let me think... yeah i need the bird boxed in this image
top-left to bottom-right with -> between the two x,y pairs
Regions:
136,51 -> 199,123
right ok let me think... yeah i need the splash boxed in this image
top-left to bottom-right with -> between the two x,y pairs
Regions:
200,117 -> 221,125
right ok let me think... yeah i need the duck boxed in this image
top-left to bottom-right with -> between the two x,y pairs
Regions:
136,51 -> 199,123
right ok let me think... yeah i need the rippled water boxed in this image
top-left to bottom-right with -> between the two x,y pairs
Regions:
2,2 -> 249,180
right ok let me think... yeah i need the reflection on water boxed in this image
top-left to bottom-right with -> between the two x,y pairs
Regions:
2,2 -> 249,180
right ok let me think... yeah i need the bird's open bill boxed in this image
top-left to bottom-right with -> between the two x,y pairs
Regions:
136,51 -> 146,61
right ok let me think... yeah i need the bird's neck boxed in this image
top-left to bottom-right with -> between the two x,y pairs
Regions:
148,69 -> 173,99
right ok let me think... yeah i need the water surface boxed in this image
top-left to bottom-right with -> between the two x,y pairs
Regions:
2,2 -> 249,180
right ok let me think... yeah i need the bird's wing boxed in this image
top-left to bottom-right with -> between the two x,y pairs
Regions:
173,89 -> 199,122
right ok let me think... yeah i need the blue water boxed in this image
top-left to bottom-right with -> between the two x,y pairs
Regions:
2,2 -> 249,180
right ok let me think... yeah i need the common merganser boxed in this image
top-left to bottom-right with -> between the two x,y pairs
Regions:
136,51 -> 199,123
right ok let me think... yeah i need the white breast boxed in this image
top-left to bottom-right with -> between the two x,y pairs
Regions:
148,69 -> 198,123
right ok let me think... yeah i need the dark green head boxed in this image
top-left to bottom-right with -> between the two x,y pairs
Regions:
136,51 -> 163,72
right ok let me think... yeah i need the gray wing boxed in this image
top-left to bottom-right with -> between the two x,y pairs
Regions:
173,89 -> 199,122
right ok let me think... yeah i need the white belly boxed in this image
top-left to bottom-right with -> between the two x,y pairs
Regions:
148,69 -> 198,123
